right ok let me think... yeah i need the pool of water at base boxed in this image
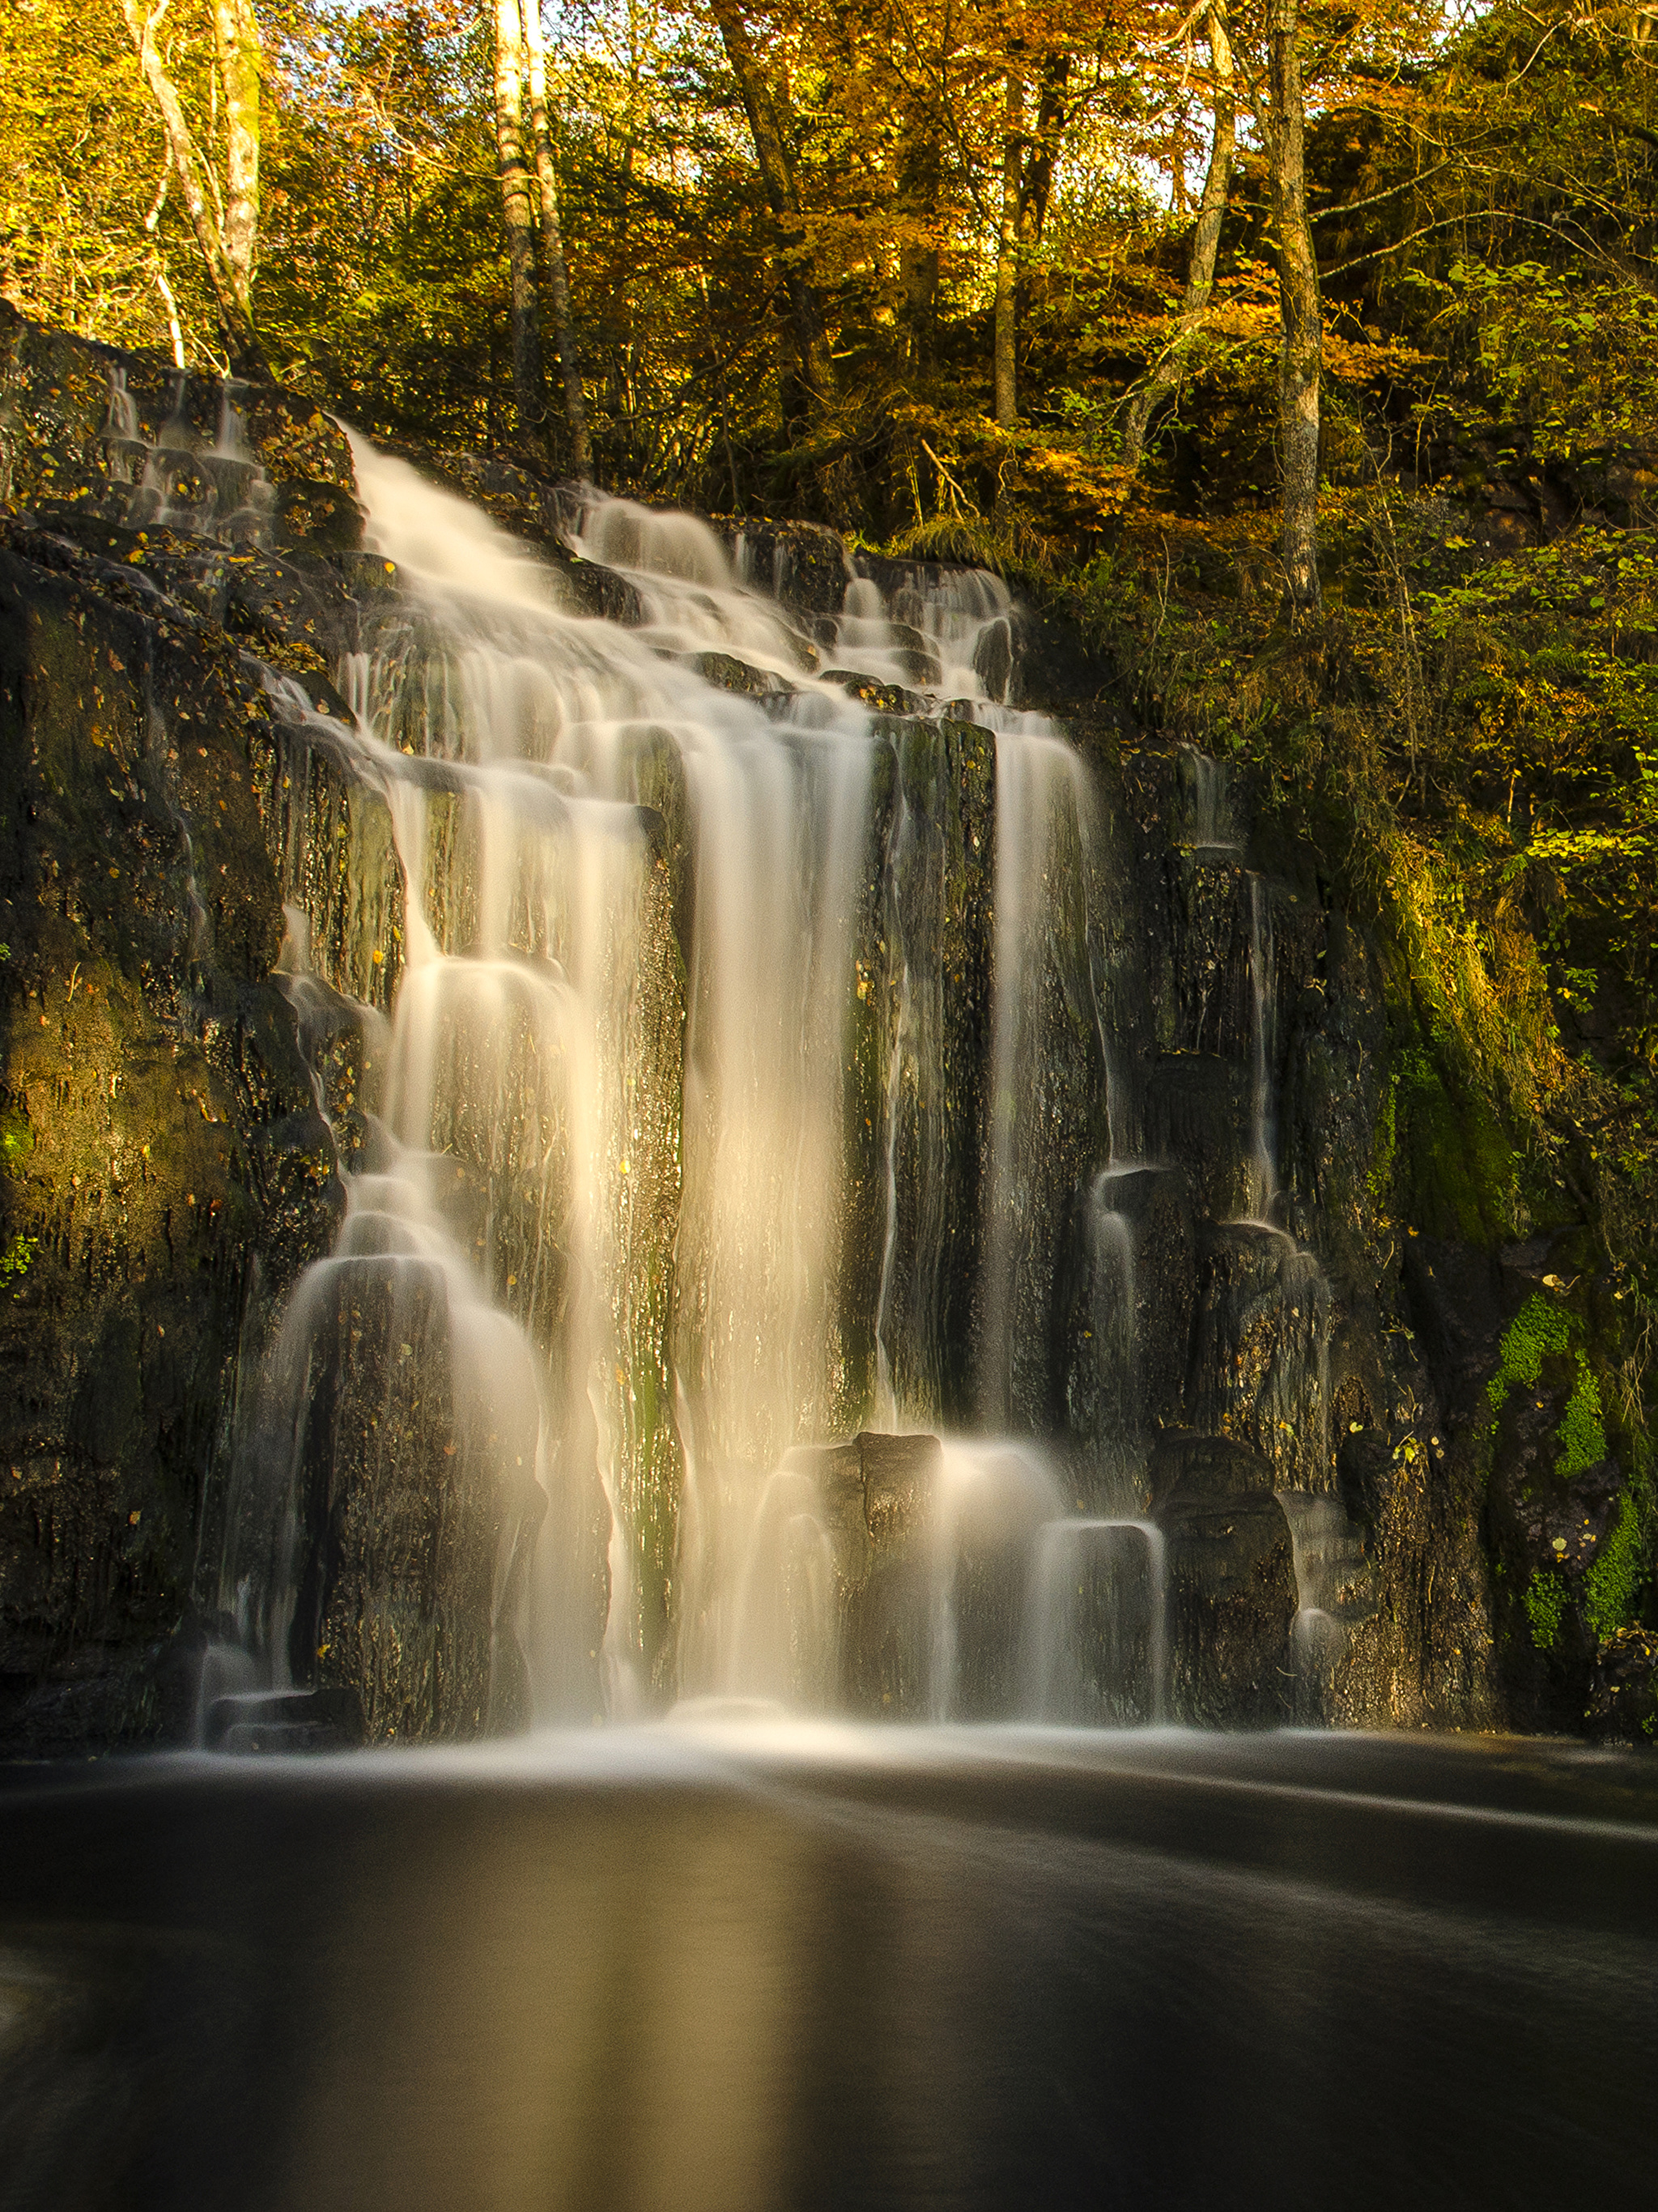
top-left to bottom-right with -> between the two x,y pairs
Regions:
1,1724 -> 1655,2211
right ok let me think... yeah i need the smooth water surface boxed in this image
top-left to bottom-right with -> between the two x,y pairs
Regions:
2,1729 -> 1654,2210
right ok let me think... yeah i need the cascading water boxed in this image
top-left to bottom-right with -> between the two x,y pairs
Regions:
1023,1518 -> 1167,1725
1276,1487 -> 1376,1713
1244,872 -> 1278,1221
110,364 -> 277,546
206,438 -> 1350,1739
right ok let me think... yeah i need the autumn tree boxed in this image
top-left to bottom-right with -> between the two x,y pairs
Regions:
1120,1 -> 1235,473
1262,0 -> 1320,605
492,0 -> 549,459
705,0 -> 836,419
121,0 -> 268,373
523,0 -> 589,471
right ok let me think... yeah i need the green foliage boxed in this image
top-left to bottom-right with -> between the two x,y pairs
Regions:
1523,1568 -> 1570,1653
1486,1290 -> 1609,1488
1557,1358 -> 1608,1482
1433,261 -> 1658,469
1488,1294 -> 1575,1414
0,1231 -> 36,1290
1367,1072 -> 1397,1208
1397,1043 -> 1519,1244
0,1114 -> 32,1172
1584,1461 -> 1652,1643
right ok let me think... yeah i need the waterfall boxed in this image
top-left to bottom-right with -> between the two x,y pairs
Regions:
114,367 -> 276,545
213,449 -> 1118,1725
929,1441 -> 1062,1720
1276,1489 -> 1375,1714
1023,1518 -> 1168,1725
1244,873 -> 1278,1221
198,445 -> 1366,1740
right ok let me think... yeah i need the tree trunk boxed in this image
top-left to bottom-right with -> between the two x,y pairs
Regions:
993,68 -> 1024,427
492,0 -> 549,466
121,0 -> 268,375
1015,56 -> 1069,253
211,0 -> 261,306
897,131 -> 942,372
521,0 -> 590,475
1266,0 -> 1321,608
1121,2 -> 1234,474
708,0 -> 835,415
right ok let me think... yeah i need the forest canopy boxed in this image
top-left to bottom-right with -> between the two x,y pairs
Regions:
11,0 -> 1656,528
6,0 -> 1658,1237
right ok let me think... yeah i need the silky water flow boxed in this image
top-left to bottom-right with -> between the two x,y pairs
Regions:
214,441 -> 1184,1736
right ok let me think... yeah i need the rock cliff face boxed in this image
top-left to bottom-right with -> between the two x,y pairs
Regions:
0,308 -> 355,1746
0,307 -> 1644,1750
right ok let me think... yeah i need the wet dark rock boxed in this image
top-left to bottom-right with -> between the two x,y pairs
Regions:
673,649 -> 789,698
722,517 -> 852,616
1163,853 -> 1256,1059
0,517 -> 342,1750
820,669 -> 926,715
1150,1432 -> 1278,1507
785,1431 -> 941,1715
1158,1493 -> 1295,1726
0,313 -> 416,1751
1585,1627 -> 1658,1743
204,1683 -> 363,1750
1143,1056 -> 1252,1223
876,719 -> 996,1425
1403,1236 -> 1504,1382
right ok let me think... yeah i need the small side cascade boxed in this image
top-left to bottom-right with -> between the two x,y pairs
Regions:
1275,1489 -> 1375,1715
726,1464 -> 837,1708
829,562 -> 1015,700
101,365 -> 145,482
571,492 -> 818,678
1024,1518 -> 1167,1725
1244,873 -> 1278,1222
1086,1175 -> 1137,1437
929,1442 -> 1063,1720
1180,742 -> 1241,854
106,367 -> 276,547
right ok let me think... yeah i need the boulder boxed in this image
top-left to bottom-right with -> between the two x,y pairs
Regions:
784,1430 -> 940,1714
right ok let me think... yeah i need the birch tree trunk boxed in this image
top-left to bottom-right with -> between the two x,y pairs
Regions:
121,0 -> 267,375
212,0 -> 261,307
1120,3 -> 1234,474
521,0 -> 590,476
493,0 -> 549,465
1266,0 -> 1322,608
993,68 -> 1025,427
708,0 -> 835,417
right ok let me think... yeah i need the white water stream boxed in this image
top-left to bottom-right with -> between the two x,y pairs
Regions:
218,445 -> 1144,1721
185,422 -> 1369,1737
